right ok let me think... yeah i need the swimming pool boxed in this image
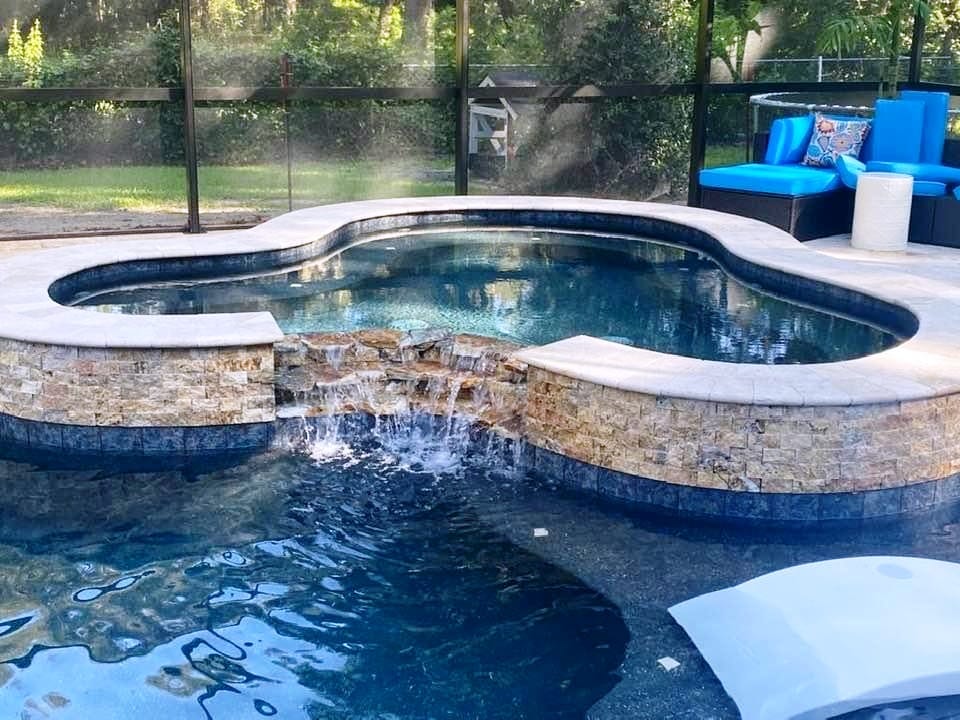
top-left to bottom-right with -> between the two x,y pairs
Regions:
71,227 -> 901,364
0,419 -> 958,719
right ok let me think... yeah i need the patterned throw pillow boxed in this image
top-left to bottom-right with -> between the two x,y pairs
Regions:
802,113 -> 871,168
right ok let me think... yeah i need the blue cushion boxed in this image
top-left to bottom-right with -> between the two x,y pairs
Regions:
899,90 -> 949,164
764,115 -> 815,165
865,161 -> 960,185
913,180 -> 948,197
835,154 -> 865,189
827,156 -> 946,195
699,164 -> 841,196
862,99 -> 925,163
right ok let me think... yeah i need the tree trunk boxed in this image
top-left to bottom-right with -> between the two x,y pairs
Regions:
401,0 -> 430,55
379,0 -> 396,37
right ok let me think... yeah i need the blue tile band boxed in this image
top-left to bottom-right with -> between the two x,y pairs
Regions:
0,411 -> 275,456
530,444 -> 959,523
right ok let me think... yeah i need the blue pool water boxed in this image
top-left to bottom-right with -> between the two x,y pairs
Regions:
0,419 -> 959,719
73,227 -> 900,364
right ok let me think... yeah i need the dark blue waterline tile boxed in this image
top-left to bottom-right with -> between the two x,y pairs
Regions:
724,491 -> 772,520
4,416 -> 28,445
533,447 -> 567,483
768,493 -> 820,522
677,486 -> 726,516
862,487 -> 903,518
636,476 -> 680,511
185,426 -> 228,453
938,474 -> 960,502
597,467 -> 640,502
901,481 -> 938,513
228,423 -> 274,450
564,458 -> 599,493
61,424 -> 101,453
142,427 -> 185,454
819,492 -> 865,521
99,427 -> 144,454
27,422 -> 63,450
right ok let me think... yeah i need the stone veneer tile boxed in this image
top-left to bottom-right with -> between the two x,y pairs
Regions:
0,339 -> 276,430
522,364 -> 960,506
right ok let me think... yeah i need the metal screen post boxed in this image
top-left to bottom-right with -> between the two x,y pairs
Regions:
687,0 -> 715,207
454,0 -> 469,195
180,0 -> 202,233
281,54 -> 294,212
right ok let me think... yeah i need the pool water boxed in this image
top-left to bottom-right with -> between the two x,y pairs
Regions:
73,228 -> 900,364
1,420 -> 959,719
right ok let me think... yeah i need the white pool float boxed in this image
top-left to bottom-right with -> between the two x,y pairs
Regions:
669,556 -> 960,720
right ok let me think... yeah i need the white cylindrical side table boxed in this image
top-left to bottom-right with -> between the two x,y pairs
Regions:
850,171 -> 914,251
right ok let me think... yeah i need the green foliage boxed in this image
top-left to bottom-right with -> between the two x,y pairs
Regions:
816,0 -> 928,92
6,20 -> 22,64
498,0 -> 696,199
22,18 -> 42,87
5,17 -> 43,87
712,0 -> 764,81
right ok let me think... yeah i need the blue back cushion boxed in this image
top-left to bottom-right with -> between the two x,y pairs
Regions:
764,115 -> 815,165
862,99 -> 924,163
898,90 -> 949,163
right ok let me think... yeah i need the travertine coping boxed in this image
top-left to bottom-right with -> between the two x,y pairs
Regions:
0,195 -> 956,407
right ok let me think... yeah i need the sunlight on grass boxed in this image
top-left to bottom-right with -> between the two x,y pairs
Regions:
0,160 -> 454,213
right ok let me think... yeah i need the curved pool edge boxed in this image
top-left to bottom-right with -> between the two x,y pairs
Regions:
2,196 -> 960,518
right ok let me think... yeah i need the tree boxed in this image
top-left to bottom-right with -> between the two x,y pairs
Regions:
6,20 -> 23,64
23,18 -> 43,87
712,0 -> 765,81
817,0 -> 928,93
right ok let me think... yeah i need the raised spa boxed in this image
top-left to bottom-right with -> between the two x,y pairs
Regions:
68,226 -> 901,364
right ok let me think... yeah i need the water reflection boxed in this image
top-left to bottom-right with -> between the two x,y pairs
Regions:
0,437 -> 628,719
73,228 -> 900,364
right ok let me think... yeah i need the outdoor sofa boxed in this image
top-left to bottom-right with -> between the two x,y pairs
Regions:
699,91 -> 960,247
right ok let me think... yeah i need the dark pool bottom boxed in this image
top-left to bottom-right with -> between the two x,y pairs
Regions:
0,418 -> 959,719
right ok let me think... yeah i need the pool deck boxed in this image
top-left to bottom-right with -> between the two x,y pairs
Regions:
0,197 -> 955,403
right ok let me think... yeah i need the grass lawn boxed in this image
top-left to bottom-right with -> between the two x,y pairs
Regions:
704,144 -> 748,168
0,160 -> 454,213
0,149 -> 747,218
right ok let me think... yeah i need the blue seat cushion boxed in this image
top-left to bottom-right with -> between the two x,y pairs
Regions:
699,164 -> 841,197
764,115 -> 815,165
839,156 -> 948,195
865,161 -> 960,185
836,155 -> 865,189
914,180 -> 948,197
862,99 -> 925,163
899,90 -> 949,164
